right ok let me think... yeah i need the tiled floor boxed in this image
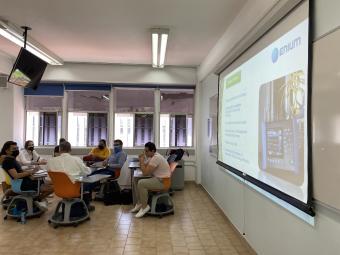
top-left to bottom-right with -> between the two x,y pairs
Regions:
0,183 -> 254,255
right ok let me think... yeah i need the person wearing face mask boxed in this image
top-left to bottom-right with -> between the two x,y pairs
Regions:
90,139 -> 127,176
1,141 -> 54,210
17,140 -> 47,166
86,139 -> 111,162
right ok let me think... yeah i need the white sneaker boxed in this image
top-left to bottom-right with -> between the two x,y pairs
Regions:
34,201 -> 48,212
130,204 -> 142,213
135,205 -> 150,218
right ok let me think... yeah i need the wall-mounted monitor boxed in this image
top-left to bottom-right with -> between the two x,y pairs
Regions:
8,47 -> 47,89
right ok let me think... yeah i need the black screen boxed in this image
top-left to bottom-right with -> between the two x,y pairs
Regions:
8,47 -> 47,89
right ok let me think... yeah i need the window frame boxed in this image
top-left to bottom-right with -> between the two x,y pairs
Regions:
115,111 -> 155,148
159,113 -> 194,148
67,111 -> 109,147
25,110 -> 62,147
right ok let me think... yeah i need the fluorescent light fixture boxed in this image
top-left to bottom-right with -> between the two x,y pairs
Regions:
0,20 -> 63,65
151,28 -> 169,68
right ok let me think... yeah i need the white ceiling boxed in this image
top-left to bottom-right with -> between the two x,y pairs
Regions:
0,0 -> 247,67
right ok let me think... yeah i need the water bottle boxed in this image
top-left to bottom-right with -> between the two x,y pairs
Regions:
20,211 -> 26,224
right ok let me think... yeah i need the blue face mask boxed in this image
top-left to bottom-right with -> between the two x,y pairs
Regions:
114,146 -> 122,153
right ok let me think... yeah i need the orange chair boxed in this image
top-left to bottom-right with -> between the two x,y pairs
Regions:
48,171 -> 89,228
148,162 -> 178,218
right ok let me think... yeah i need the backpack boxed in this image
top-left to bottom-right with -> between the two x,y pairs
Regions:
103,180 -> 121,206
120,189 -> 133,205
167,149 -> 185,163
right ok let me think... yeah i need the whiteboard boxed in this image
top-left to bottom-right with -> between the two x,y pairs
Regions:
312,27 -> 340,210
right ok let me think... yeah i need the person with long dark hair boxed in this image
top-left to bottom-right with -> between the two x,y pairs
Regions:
1,141 -> 53,210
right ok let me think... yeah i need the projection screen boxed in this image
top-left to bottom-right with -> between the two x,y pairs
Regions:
217,0 -> 313,215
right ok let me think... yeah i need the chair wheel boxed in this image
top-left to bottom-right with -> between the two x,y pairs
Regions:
53,225 -> 58,229
171,212 -> 174,215
73,224 -> 78,227
4,215 -> 7,220
48,220 -> 51,224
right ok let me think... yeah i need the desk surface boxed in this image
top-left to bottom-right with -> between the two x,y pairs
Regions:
75,174 -> 111,183
128,161 -> 140,169
133,170 -> 151,178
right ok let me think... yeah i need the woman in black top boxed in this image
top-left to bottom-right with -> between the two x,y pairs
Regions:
1,141 -> 53,200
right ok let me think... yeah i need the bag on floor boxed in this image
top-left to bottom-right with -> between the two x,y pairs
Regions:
120,189 -> 133,205
70,201 -> 88,218
103,180 -> 121,206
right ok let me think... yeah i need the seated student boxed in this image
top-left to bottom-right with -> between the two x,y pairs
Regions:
130,142 -> 171,218
17,140 -> 47,166
91,139 -> 127,177
47,141 -> 94,211
1,141 -> 54,210
84,139 -> 111,162
53,138 -> 66,158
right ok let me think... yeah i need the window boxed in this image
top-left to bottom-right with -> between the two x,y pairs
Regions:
67,91 -> 109,146
115,113 -> 134,147
159,90 -> 194,147
135,114 -> 153,146
115,89 -> 154,147
25,96 -> 62,146
87,113 -> 108,146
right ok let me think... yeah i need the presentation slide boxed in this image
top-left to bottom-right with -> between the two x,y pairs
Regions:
218,19 -> 309,204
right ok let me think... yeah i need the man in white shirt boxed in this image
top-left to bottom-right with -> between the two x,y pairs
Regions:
47,141 -> 94,210
130,142 -> 171,218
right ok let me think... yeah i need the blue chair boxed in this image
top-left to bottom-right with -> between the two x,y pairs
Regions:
4,178 -> 44,223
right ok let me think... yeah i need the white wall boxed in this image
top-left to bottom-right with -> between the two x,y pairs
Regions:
0,84 -> 25,148
198,0 -> 340,254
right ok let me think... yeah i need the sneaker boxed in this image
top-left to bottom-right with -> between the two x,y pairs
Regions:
130,204 -> 142,213
34,201 -> 48,212
135,205 -> 150,218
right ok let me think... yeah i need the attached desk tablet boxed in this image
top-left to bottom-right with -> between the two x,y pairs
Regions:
74,174 -> 111,199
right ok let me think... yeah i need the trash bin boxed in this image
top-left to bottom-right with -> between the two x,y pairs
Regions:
171,160 -> 184,190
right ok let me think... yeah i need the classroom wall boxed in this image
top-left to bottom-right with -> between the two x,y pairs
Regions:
0,84 -> 25,148
198,0 -> 340,254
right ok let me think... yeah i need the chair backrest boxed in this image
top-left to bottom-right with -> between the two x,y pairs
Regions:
48,171 -> 80,199
162,162 -> 178,191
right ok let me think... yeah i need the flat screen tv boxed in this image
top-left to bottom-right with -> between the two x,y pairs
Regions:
8,47 -> 47,89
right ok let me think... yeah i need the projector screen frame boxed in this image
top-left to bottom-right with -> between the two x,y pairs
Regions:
216,0 -> 314,216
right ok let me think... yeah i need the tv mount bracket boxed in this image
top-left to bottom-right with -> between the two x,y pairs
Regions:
20,26 -> 31,49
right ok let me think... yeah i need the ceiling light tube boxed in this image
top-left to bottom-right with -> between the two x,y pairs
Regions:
159,34 -> 168,68
151,28 -> 169,68
0,20 -> 63,65
152,33 -> 158,68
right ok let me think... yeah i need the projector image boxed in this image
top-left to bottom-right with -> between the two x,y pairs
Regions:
258,70 -> 305,186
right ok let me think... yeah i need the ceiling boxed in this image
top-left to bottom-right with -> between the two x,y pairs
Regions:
0,0 -> 247,67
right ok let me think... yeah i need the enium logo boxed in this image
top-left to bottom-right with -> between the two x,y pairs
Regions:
271,37 -> 301,63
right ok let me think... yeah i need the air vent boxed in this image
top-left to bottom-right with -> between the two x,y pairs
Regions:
0,74 -> 8,88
